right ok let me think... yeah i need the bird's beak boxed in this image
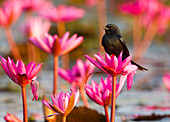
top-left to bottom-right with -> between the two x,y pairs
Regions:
103,27 -> 109,30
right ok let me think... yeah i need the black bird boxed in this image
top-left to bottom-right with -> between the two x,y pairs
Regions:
102,24 -> 148,71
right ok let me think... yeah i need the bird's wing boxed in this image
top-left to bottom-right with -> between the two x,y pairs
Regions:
118,35 -> 130,56
102,35 -> 106,46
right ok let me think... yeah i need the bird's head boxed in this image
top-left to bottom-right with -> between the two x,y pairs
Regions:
103,24 -> 120,35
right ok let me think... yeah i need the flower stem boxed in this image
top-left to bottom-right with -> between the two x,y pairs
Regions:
80,85 -> 89,108
57,22 -> 69,69
25,12 -> 41,63
110,75 -> 117,122
104,106 -> 109,122
53,55 -> 58,95
97,0 -> 107,52
27,41 -> 41,62
57,22 -> 65,37
4,27 -> 22,61
132,17 -> 142,52
62,116 -> 66,122
21,86 -> 28,122
135,21 -> 157,60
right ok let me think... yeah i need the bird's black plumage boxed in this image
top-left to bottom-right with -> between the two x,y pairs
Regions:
102,24 -> 148,71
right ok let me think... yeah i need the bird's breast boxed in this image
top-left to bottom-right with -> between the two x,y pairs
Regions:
103,35 -> 124,57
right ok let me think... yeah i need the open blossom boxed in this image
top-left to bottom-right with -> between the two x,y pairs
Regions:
21,17 -> 51,38
85,0 -> 99,7
85,52 -> 138,90
156,7 -> 170,34
119,0 -> 145,15
22,0 -> 53,12
0,0 -> 22,27
140,0 -> 163,26
85,77 -> 126,106
58,59 -> 95,89
119,0 -> 161,16
4,113 -> 22,122
142,0 -> 163,18
120,0 -> 170,34
163,72 -> 170,91
29,32 -> 84,55
42,89 -> 79,117
39,5 -> 85,22
0,56 -> 42,100
140,1 -> 170,34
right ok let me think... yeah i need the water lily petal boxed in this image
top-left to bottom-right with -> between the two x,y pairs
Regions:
42,100 -> 53,110
85,55 -> 105,71
103,90 -> 112,106
92,80 -> 99,96
94,54 -> 108,67
50,104 -> 64,114
163,73 -> 170,90
64,90 -> 79,116
117,55 -> 132,72
116,75 -> 127,98
17,60 -> 26,74
30,77 -> 39,101
0,56 -> 15,82
85,86 -> 95,100
61,36 -> 83,55
94,95 -> 104,106
26,62 -> 36,77
76,59 -> 86,80
105,53 -> 111,67
45,113 -> 59,118
28,63 -> 43,79
51,94 -> 59,108
4,113 -> 22,122
127,71 -> 136,90
59,31 -> 70,47
58,68 -> 72,82
111,55 -> 118,71
118,52 -> 123,63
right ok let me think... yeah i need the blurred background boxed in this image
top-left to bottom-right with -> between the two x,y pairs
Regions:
0,0 -> 170,121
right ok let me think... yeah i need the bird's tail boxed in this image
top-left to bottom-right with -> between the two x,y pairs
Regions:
131,60 -> 148,71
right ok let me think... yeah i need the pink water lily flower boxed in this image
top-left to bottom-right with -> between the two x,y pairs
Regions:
29,32 -> 84,55
163,72 -> 170,91
120,0 -> 170,34
140,0 -> 163,26
85,77 -> 125,106
119,0 -> 145,15
21,17 -> 51,38
0,0 -> 22,27
85,52 -> 138,90
0,56 -> 42,100
86,0 -> 99,7
144,0 -> 162,16
58,59 -> 95,89
4,113 -> 22,122
39,4 -> 85,22
119,0 -> 161,16
22,0 -> 53,12
42,89 -> 79,117
155,6 -> 170,34
141,2 -> 170,34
